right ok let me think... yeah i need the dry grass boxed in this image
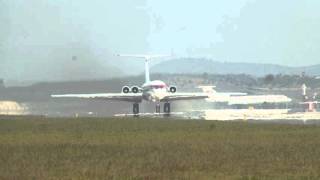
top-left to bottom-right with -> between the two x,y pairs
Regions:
0,116 -> 320,179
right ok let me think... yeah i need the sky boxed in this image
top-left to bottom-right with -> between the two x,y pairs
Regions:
0,0 -> 320,83
146,0 -> 320,66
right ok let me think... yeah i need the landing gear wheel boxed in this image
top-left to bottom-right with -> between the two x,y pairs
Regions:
156,103 -> 161,114
133,103 -> 139,117
164,102 -> 171,117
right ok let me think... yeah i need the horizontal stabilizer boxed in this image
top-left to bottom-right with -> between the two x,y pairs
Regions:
116,54 -> 171,60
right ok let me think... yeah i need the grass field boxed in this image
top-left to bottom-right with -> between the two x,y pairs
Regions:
1,116 -> 320,179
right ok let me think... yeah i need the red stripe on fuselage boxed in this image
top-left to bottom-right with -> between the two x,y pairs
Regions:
150,84 -> 166,89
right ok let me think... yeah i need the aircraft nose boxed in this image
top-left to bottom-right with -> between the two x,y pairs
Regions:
149,93 -> 158,102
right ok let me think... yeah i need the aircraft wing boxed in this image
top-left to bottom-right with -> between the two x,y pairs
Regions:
160,93 -> 208,102
51,93 -> 143,102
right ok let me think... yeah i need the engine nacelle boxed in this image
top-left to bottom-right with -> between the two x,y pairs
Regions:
169,86 -> 177,93
122,86 -> 130,93
131,86 -> 140,93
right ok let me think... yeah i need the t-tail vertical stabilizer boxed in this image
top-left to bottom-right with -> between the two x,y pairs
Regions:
117,54 -> 170,83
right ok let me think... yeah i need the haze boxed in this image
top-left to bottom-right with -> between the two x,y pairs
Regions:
1,0 -> 320,84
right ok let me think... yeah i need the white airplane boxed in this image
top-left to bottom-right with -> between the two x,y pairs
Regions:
51,54 -> 208,116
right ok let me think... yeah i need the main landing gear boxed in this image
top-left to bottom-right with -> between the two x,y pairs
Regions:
164,102 -> 171,116
156,102 -> 170,116
133,103 -> 139,117
132,102 -> 171,117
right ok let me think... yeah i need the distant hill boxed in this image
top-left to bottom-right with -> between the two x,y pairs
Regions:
151,58 -> 320,77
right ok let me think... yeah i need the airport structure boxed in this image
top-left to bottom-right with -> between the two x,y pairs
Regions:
197,83 -> 320,121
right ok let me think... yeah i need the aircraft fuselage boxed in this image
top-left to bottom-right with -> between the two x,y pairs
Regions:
141,80 -> 170,102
